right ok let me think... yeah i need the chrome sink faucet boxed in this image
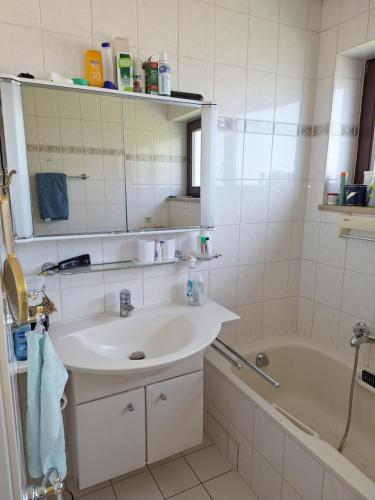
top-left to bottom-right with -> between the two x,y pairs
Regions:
120,289 -> 135,318
350,322 -> 375,347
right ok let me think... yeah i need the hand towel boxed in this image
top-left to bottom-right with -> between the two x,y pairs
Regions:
26,331 -> 68,479
35,173 -> 69,221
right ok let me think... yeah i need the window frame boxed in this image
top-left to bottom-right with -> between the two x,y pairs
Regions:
355,58 -> 375,183
186,118 -> 201,198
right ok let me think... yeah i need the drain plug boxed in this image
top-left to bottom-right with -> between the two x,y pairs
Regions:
129,351 -> 146,360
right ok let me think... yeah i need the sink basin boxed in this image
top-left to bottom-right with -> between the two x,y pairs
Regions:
50,301 -> 238,374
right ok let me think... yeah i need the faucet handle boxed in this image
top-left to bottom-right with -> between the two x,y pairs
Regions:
353,322 -> 370,338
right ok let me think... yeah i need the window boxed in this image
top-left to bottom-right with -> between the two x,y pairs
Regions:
355,58 -> 375,183
186,119 -> 201,197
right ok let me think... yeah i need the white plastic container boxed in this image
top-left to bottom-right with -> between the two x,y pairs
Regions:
137,240 -> 155,263
101,42 -> 115,87
161,239 -> 176,260
158,52 -> 171,96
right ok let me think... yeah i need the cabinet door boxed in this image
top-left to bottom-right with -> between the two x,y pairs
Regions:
76,388 -> 145,489
146,371 -> 203,463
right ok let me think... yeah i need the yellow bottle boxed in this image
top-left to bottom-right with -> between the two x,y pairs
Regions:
85,50 -> 103,87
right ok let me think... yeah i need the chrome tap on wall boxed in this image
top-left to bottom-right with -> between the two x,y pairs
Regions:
120,289 -> 135,318
350,322 -> 375,347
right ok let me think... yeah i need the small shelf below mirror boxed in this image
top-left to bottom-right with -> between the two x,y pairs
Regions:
40,253 -> 222,276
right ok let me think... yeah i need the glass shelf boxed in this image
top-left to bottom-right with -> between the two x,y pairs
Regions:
40,252 -> 222,276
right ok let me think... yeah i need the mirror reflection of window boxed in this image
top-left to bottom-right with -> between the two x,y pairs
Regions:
187,119 -> 201,198
192,129 -> 201,189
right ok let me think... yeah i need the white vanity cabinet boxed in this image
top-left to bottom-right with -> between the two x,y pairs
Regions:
66,356 -> 204,490
75,388 -> 145,489
146,371 -> 203,463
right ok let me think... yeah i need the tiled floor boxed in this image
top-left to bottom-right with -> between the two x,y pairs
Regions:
66,437 -> 258,499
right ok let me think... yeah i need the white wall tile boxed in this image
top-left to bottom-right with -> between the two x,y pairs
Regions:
251,449 -> 282,500
240,181 -> 269,224
275,75 -> 303,124
342,271 -> 375,322
229,388 -> 255,442
253,408 -> 285,472
311,303 -> 340,351
215,8 -> 248,67
40,0 -> 92,37
243,134 -> 272,180
263,261 -> 289,300
314,263 -> 343,309
0,0 -> 40,28
209,268 -> 238,307
317,27 -> 338,78
216,0 -> 249,14
262,298 -> 287,336
214,64 -> 247,117
317,223 -> 346,267
282,481 -> 302,500
237,265 -> 264,305
249,0 -> 280,21
280,0 -> 309,28
321,0 -> 340,30
238,224 -> 266,265
248,17 -> 279,72
340,0 -> 370,22
322,472 -> 359,500
265,222 -> 291,262
179,0 -> 215,61
246,69 -> 276,121
337,14 -> 368,53
0,22 -> 44,78
278,25 -> 306,78
284,436 -> 323,500
138,0 -> 177,53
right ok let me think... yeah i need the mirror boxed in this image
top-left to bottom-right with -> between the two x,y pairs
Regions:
122,99 -> 201,231
21,85 -> 127,236
1,78 -> 216,238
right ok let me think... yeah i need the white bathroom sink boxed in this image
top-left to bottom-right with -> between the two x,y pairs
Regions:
49,301 -> 238,374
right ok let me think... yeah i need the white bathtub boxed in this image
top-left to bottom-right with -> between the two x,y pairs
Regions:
205,334 -> 375,500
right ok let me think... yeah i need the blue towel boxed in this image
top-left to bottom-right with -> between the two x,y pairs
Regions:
35,173 -> 69,221
26,331 -> 68,479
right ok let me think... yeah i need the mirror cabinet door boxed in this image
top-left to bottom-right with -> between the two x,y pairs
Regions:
123,99 -> 202,231
21,85 -> 127,236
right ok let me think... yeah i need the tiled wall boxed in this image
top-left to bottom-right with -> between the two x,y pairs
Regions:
2,0 -> 322,342
299,1 -> 375,371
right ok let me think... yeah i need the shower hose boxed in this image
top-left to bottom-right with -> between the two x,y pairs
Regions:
337,345 -> 360,453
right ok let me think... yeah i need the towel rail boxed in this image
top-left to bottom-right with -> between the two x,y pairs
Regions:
213,338 -> 280,388
211,343 -> 242,369
66,173 -> 89,180
340,234 -> 375,243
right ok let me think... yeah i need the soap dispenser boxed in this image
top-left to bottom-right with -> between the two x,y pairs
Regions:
186,257 -> 204,306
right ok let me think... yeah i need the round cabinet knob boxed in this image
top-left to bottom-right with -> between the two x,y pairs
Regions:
159,393 -> 167,401
127,403 -> 135,412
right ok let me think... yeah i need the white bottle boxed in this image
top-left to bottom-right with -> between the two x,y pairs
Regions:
155,240 -> 162,262
158,52 -> 171,96
101,42 -> 115,87
186,257 -> 204,306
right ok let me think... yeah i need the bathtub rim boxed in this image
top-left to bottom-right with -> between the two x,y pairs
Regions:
205,333 -> 375,500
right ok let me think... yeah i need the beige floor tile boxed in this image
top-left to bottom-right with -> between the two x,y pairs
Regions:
151,457 -> 200,498
77,485 -> 117,500
169,485 -> 212,499
182,434 -> 213,456
113,471 -> 163,500
204,471 -> 257,500
185,445 -> 232,482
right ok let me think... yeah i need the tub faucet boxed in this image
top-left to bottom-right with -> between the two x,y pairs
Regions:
350,322 -> 375,347
120,289 -> 135,318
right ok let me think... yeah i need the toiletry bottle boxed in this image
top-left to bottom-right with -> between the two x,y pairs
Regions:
117,52 -> 133,92
145,57 -> 159,94
205,237 -> 212,255
338,172 -> 348,206
158,52 -> 171,96
186,257 -> 204,306
85,49 -> 103,87
13,324 -> 30,361
155,240 -> 162,262
200,235 -> 206,255
133,58 -> 145,93
368,181 -> 375,207
101,42 -> 115,88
